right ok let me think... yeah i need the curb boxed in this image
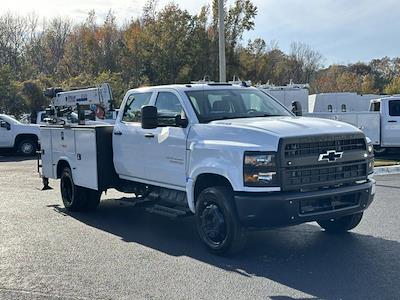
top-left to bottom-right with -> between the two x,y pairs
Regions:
374,165 -> 400,176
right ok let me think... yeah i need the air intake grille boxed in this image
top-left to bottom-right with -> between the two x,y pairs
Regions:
284,138 -> 366,158
284,160 -> 367,190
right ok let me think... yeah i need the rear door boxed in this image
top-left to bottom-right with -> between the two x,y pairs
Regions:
113,92 -> 154,180
140,90 -> 189,188
382,99 -> 400,146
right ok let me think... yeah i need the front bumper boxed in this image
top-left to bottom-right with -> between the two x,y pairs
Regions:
234,180 -> 375,229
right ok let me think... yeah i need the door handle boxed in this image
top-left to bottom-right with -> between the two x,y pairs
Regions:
388,120 -> 397,123
144,133 -> 155,138
114,131 -> 123,135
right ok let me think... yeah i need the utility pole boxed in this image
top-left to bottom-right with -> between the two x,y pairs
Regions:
218,0 -> 226,83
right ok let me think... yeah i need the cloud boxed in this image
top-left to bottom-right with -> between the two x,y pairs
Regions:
2,0 -> 399,64
247,0 -> 400,64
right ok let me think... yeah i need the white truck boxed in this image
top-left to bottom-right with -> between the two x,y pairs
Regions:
0,114 -> 40,156
39,83 -> 376,254
258,82 -> 309,115
310,96 -> 400,155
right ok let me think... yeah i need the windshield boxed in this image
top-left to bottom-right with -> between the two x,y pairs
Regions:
185,88 -> 292,123
0,114 -> 21,124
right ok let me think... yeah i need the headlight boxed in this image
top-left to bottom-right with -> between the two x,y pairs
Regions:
368,144 -> 373,155
244,152 -> 278,187
366,139 -> 374,174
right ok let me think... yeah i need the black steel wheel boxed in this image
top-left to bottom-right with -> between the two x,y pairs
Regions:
318,212 -> 364,233
60,167 -> 87,211
195,186 -> 246,255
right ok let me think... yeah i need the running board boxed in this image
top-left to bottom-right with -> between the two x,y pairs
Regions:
145,204 -> 192,218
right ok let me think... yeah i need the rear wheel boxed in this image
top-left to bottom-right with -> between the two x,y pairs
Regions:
60,167 -> 100,211
318,212 -> 363,233
195,186 -> 246,255
84,188 -> 101,211
18,139 -> 37,156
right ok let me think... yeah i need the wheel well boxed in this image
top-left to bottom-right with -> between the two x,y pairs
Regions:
57,160 -> 70,179
194,173 -> 233,201
14,134 -> 38,148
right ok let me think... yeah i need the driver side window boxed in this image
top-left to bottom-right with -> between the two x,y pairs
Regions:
122,92 -> 153,123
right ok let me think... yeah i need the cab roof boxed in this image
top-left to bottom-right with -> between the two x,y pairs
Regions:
126,83 -> 254,94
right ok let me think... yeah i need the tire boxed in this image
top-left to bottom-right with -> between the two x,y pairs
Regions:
60,167 -> 88,211
17,139 -> 37,156
373,146 -> 387,156
318,212 -> 363,233
84,188 -> 101,211
195,186 -> 246,255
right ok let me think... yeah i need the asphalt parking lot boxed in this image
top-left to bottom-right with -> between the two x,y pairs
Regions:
0,157 -> 399,300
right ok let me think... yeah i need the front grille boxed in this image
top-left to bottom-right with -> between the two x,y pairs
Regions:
284,138 -> 366,158
280,134 -> 368,191
284,160 -> 367,190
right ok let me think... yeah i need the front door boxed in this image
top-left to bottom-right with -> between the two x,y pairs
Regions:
141,91 -> 188,188
0,118 -> 13,147
112,91 -> 154,180
382,99 -> 400,146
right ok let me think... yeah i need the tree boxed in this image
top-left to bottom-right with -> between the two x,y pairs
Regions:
384,76 -> 400,95
20,81 -> 49,113
0,65 -> 25,115
289,42 -> 323,83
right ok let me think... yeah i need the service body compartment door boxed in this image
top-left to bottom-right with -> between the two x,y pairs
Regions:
40,128 -> 54,178
74,129 -> 98,190
52,128 -> 76,154
357,113 -> 380,145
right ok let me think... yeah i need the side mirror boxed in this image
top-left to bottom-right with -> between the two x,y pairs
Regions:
175,115 -> 189,128
291,101 -> 303,116
141,105 -> 158,129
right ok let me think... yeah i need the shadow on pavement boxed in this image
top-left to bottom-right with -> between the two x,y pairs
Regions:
0,152 -> 37,162
375,148 -> 400,160
49,199 -> 400,300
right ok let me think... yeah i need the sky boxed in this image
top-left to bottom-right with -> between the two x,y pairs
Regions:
2,0 -> 399,66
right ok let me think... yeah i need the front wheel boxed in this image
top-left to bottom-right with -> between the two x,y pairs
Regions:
317,212 -> 363,233
195,186 -> 246,255
18,139 -> 37,156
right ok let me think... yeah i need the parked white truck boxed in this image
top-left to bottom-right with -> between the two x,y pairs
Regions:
39,83 -> 375,254
310,96 -> 400,154
0,114 -> 40,156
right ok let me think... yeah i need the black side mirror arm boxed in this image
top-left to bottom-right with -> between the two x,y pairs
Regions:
175,115 -> 189,128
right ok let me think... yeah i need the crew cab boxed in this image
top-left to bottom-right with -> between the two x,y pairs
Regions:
0,114 -> 40,156
39,84 -> 376,254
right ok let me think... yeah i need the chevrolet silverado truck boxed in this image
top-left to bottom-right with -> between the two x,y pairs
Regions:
39,83 -> 376,254
0,114 -> 40,156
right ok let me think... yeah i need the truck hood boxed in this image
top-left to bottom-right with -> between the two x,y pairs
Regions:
210,116 -> 361,138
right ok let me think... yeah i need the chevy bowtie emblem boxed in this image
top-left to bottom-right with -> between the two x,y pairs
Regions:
318,150 -> 343,162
